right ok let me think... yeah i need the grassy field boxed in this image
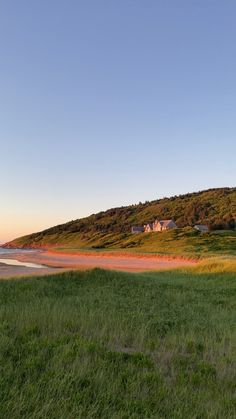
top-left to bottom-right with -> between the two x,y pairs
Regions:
0,264 -> 236,418
50,228 -> 236,261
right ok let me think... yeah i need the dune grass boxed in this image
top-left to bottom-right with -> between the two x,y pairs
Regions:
189,256 -> 236,273
0,267 -> 236,418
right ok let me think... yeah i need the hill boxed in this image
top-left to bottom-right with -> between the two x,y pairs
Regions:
4,187 -> 236,256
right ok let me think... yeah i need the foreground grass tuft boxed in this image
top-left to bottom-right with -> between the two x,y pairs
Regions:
0,268 -> 236,418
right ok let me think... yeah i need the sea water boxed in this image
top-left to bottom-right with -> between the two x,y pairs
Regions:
0,247 -> 36,255
0,248 -> 46,269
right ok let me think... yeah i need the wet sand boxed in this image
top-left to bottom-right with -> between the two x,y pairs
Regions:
0,250 -> 197,279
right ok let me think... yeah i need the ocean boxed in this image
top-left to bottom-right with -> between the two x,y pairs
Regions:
0,247 -> 36,255
0,247 -> 45,269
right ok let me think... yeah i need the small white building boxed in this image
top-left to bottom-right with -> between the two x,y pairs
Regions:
144,223 -> 153,233
194,224 -> 209,233
153,219 -> 177,232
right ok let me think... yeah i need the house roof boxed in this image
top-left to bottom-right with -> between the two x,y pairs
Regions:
194,224 -> 208,230
159,219 -> 175,227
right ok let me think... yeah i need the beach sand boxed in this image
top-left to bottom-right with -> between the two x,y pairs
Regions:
0,250 -> 196,279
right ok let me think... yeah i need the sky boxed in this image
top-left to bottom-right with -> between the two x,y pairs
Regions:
0,0 -> 235,243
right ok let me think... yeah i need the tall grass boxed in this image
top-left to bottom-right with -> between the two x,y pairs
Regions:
186,256 -> 236,273
0,268 -> 236,418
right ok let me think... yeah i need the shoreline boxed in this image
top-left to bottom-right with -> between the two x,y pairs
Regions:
0,249 -> 197,279
2,245 -> 199,262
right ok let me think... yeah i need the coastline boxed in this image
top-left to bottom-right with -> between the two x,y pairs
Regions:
0,248 -> 197,278
2,244 -> 199,261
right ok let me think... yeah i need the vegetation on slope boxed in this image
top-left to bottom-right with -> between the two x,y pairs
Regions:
5,187 -> 236,254
0,267 -> 235,418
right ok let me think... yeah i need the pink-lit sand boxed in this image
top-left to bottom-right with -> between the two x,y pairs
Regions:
0,250 -> 197,279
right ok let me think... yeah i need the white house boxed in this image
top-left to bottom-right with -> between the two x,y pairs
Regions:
153,219 -> 177,232
144,223 -> 153,233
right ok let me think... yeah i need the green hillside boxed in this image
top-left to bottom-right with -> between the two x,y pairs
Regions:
4,188 -> 236,256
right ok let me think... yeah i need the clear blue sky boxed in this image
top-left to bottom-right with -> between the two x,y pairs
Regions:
0,0 -> 235,242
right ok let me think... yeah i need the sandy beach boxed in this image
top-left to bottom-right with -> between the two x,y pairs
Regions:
0,249 -> 197,279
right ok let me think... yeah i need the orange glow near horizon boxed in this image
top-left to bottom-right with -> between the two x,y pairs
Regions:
0,212 -> 69,244
0,220 -> 45,244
